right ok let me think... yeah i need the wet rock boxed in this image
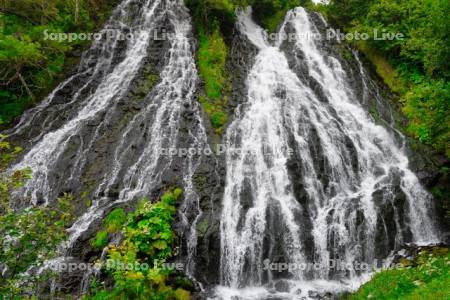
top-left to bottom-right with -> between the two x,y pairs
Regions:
274,280 -> 290,293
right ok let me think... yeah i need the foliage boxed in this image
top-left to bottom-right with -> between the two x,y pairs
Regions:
344,247 -> 450,300
403,79 -> 449,154
92,230 -> 109,250
0,0 -> 117,125
90,208 -> 127,250
0,134 -> 30,213
198,29 -> 228,101
185,0 -> 234,134
186,0 -> 248,32
89,188 -> 191,300
197,28 -> 229,133
103,208 -> 127,233
252,0 -> 312,32
324,0 -> 450,156
0,135 -> 75,297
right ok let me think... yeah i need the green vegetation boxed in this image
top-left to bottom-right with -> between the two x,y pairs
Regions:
198,29 -> 228,101
90,208 -> 127,250
104,208 -> 127,233
324,0 -> 450,157
0,135 -> 28,214
0,135 -> 75,297
0,0 -> 117,125
252,0 -> 312,32
91,208 -> 127,250
186,0 -> 235,134
344,247 -> 450,300
88,188 -> 191,300
92,230 -> 109,250
197,28 -> 229,133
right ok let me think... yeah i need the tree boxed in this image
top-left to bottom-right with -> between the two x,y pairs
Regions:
0,34 -> 43,100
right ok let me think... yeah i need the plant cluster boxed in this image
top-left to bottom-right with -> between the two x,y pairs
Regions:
88,188 -> 191,300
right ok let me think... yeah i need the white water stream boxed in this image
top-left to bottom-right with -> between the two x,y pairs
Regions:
7,0 -> 208,290
216,7 -> 438,299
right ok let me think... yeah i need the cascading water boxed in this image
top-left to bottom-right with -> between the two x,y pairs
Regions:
6,0 -> 208,292
217,7 -> 439,299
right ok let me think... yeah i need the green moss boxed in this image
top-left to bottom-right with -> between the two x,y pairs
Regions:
211,111 -> 228,130
345,247 -> 450,300
198,29 -> 228,99
197,28 -> 230,134
173,187 -> 183,200
369,101 -> 381,124
134,71 -> 160,99
85,199 -> 92,208
147,74 -> 159,86
103,208 -> 127,233
91,230 -> 108,250
196,218 -> 209,236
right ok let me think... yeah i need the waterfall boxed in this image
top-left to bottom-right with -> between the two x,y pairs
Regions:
6,0 -> 207,289
3,1 -> 441,298
217,7 -> 439,299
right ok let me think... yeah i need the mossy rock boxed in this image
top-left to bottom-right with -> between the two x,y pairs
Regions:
197,218 -> 209,236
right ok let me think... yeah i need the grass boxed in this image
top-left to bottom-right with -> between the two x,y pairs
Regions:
103,208 -> 127,233
344,247 -> 450,300
356,41 -> 408,96
197,28 -> 230,134
91,230 -> 109,250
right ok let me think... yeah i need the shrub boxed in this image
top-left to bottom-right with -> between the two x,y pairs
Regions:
89,188 -> 191,299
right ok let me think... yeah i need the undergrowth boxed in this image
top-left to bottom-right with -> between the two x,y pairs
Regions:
87,188 -> 191,300
344,247 -> 450,300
